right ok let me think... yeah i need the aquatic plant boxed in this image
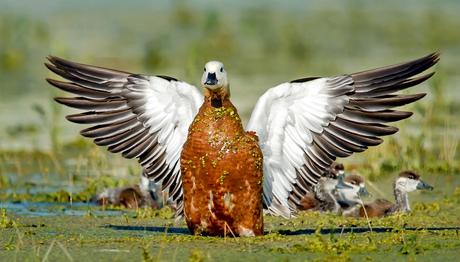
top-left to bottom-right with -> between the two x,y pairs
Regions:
134,207 -> 175,220
0,209 -> 17,229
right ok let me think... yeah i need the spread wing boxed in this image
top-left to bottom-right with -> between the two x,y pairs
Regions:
247,52 -> 439,217
45,56 -> 203,214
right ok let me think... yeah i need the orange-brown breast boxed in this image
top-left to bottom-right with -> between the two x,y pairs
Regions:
181,98 -> 264,236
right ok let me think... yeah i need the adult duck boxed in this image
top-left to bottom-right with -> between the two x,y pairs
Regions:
45,52 -> 439,236
347,171 -> 433,218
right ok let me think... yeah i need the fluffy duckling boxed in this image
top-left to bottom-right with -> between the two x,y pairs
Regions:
348,170 -> 433,218
299,162 -> 344,212
299,163 -> 369,214
335,174 -> 369,213
94,185 -> 156,209
93,177 -> 161,209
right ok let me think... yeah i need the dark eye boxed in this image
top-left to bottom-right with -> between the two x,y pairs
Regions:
220,67 -> 223,72
204,67 -> 206,72
409,176 -> 415,180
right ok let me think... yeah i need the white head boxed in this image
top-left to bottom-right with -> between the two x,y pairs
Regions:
335,174 -> 368,206
201,61 -> 229,92
395,171 -> 433,193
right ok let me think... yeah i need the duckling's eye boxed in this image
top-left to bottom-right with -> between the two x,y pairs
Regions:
350,181 -> 356,185
220,67 -> 224,72
204,67 -> 206,72
409,175 -> 415,180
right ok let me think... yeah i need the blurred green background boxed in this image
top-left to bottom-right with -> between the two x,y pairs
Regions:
0,0 -> 459,197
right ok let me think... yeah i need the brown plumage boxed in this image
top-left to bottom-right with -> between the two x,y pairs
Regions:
181,88 -> 264,236
344,174 -> 364,186
325,162 -> 345,178
399,170 -> 420,180
359,199 -> 394,218
299,192 -> 318,211
118,186 -> 146,209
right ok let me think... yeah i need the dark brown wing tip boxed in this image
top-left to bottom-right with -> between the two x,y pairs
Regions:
420,71 -> 436,81
54,97 -> 68,105
401,111 -> 413,119
46,78 -> 60,86
46,55 -> 62,65
44,62 -> 68,79
417,51 -> 440,64
391,126 -> 399,135
46,55 -> 76,69
430,51 -> 441,61
44,62 -> 56,71
412,93 -> 427,102
425,51 -> 441,68
352,51 -> 441,80
394,93 -> 427,107
383,126 -> 399,136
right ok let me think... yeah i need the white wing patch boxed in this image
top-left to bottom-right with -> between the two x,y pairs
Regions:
248,77 -> 354,217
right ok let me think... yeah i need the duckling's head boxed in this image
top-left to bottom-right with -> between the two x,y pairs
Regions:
335,174 -> 368,206
331,162 -> 345,173
395,171 -> 433,192
323,162 -> 345,179
201,61 -> 229,94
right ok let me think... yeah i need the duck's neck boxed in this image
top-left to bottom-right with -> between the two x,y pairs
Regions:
393,184 -> 410,212
204,87 -> 230,108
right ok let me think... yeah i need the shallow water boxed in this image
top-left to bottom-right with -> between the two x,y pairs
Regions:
1,202 -> 126,217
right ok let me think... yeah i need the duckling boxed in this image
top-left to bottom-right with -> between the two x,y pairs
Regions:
335,174 -> 369,212
94,185 -> 155,209
299,163 -> 369,214
311,162 -> 345,205
299,162 -> 344,212
348,170 -> 433,218
93,177 -> 161,209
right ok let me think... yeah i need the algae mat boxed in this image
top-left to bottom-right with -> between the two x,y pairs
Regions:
1,205 -> 460,262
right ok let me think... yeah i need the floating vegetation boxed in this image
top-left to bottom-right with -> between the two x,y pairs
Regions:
0,209 -> 17,229
134,207 -> 175,220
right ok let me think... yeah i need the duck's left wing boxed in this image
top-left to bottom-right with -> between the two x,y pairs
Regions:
247,52 -> 439,217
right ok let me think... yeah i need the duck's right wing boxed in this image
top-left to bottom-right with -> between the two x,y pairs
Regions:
45,56 -> 203,214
